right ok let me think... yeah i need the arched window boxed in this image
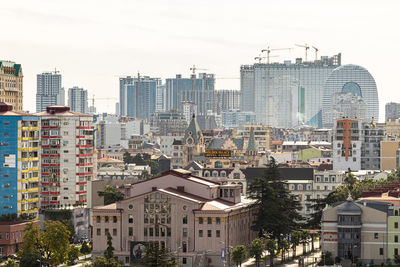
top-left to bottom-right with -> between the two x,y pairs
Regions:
212,171 -> 218,177
204,171 -> 210,177
220,171 -> 226,177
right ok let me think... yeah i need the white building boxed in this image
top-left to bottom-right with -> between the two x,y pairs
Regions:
36,72 -> 64,112
35,106 -> 94,209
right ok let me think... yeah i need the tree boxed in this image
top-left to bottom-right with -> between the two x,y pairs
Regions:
98,186 -> 124,205
344,172 -> 357,192
92,256 -> 124,267
123,151 -> 134,164
280,239 -> 290,262
67,245 -> 80,265
231,245 -> 246,267
249,238 -> 264,267
104,232 -> 115,260
300,231 -> 310,254
247,158 -> 302,248
81,241 -> 91,255
266,239 -> 277,266
290,230 -> 302,259
140,242 -> 177,267
19,253 -> 42,267
4,259 -> 18,267
20,220 -> 70,266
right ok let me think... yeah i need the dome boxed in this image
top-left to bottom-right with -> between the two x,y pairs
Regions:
322,64 -> 379,127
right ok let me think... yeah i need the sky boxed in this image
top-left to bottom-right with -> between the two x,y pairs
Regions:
1,0 -> 399,120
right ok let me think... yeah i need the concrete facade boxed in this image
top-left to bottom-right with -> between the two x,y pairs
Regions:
0,61 -> 23,112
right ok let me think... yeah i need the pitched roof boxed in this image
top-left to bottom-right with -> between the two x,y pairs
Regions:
184,114 -> 203,145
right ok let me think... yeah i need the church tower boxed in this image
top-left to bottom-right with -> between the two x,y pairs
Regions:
182,114 -> 205,167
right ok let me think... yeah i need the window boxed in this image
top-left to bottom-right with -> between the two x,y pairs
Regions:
96,216 -> 100,223
396,235 -> 399,243
395,210 -> 399,216
216,230 -> 220,238
395,222 -> 398,229
224,189 -> 228,197
233,173 -> 240,179
207,217 -> 212,224
230,189 -> 234,197
199,217 -> 203,224
183,215 -> 188,224
96,229 -> 101,236
129,227 -> 133,236
149,228 -> 153,237
374,233 -> 379,239
182,242 -> 187,252
216,217 -> 221,224
183,258 -> 187,264
113,216 -> 117,223
125,257 -> 130,264
0,232 -> 2,240
105,216 -> 109,223
207,230 -> 212,237
167,227 -> 171,237
113,228 -> 117,236
6,233 -> 9,240
183,228 -> 188,237
129,215 -> 133,224
396,248 -> 399,256
199,230 -> 203,237
380,248 -> 384,255
144,228 -> 147,236
105,228 -> 109,235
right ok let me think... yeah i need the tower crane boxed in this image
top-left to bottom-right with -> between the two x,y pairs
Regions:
88,94 -> 118,109
254,54 -> 279,63
295,44 -> 310,62
312,46 -> 318,61
261,47 -> 292,64
190,65 -> 208,74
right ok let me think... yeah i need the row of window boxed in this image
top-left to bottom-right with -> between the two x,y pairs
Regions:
199,229 -> 220,238
198,217 -> 221,224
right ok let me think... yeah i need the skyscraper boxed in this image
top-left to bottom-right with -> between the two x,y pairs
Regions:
322,64 -> 379,127
68,86 -> 88,114
119,75 -> 160,120
385,102 -> 400,121
215,90 -> 241,115
0,102 -> 39,217
0,61 -> 23,112
165,73 -> 215,115
240,54 -> 341,127
36,71 -> 63,112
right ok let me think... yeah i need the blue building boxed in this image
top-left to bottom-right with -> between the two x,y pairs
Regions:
165,73 -> 215,115
0,103 -> 40,218
119,75 -> 160,120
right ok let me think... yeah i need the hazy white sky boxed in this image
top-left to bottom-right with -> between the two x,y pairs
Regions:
1,0 -> 399,120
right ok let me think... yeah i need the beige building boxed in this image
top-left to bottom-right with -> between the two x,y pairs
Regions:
321,197 -> 389,264
0,61 -> 23,112
381,141 -> 400,170
92,170 -> 257,266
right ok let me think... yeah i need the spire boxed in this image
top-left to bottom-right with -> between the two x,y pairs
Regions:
184,113 -> 203,145
246,128 -> 257,156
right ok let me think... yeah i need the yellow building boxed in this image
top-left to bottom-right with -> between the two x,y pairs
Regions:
381,141 -> 400,170
0,61 -> 23,112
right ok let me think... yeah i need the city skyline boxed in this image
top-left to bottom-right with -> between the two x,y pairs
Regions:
1,0 -> 399,120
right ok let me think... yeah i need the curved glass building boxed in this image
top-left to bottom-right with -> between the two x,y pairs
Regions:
322,64 -> 379,127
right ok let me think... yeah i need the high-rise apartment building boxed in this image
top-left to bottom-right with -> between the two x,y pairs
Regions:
36,71 -> 63,112
119,75 -> 160,120
386,102 -> 400,121
0,103 -> 39,218
35,106 -> 94,209
215,90 -> 241,115
150,110 -> 187,136
156,84 -> 166,112
165,73 -> 215,115
182,101 -> 197,125
332,118 -> 362,171
322,64 -> 379,127
68,86 -> 88,114
240,55 -> 341,127
0,61 -> 23,112
361,121 -> 385,170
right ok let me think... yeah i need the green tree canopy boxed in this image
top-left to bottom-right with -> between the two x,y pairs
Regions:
247,158 -> 302,246
140,242 -> 177,267
20,220 -> 70,266
249,238 -> 264,267
92,256 -> 124,267
98,186 -> 124,205
231,245 -> 246,267
67,245 -> 80,265
265,239 -> 277,266
104,232 -> 115,260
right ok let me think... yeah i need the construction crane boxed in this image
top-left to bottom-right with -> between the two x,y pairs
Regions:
295,43 -> 310,61
312,46 -> 318,61
254,54 -> 279,63
190,65 -> 208,74
261,47 -> 292,64
88,94 -> 118,109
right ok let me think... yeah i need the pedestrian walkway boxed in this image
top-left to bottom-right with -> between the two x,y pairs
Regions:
242,241 -> 320,267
